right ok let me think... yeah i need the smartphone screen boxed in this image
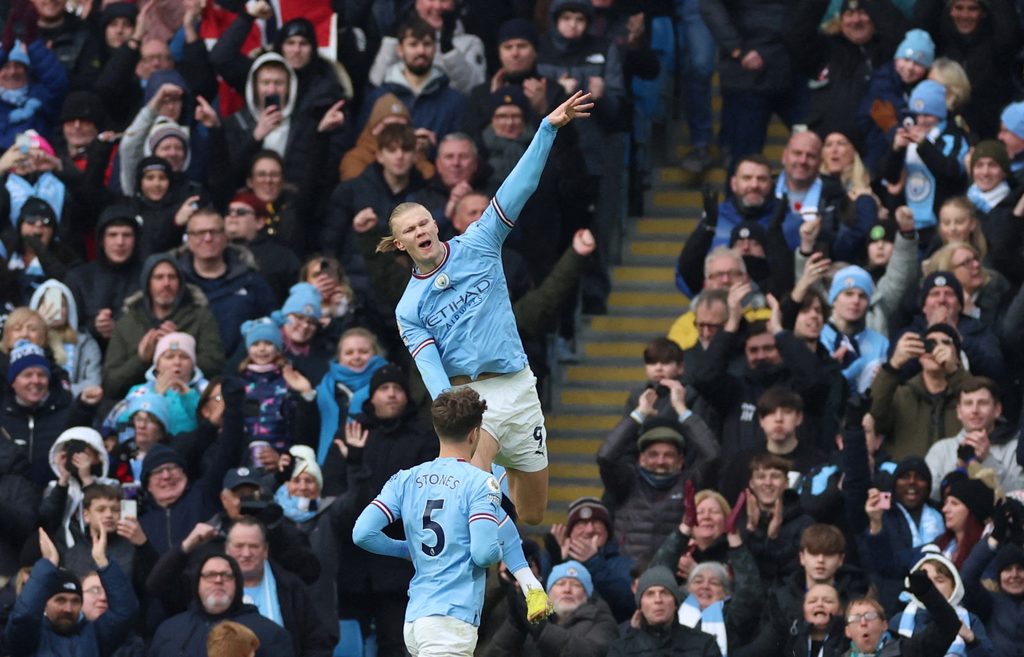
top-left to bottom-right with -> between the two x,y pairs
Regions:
121,500 -> 137,519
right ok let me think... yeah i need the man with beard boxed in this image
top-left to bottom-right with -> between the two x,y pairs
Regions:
690,281 -> 829,462
149,553 -> 294,657
5,527 -> 136,657
102,253 -> 224,398
357,16 -> 467,146
488,560 -> 619,656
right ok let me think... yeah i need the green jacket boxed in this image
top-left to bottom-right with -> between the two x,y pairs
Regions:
869,365 -> 969,460
102,285 -> 225,399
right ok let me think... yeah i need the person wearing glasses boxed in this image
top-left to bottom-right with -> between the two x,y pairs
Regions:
134,377 -> 248,554
924,242 -> 1009,333
224,190 -> 300,305
149,553 -> 294,657
3,197 -> 79,300
174,207 -> 276,356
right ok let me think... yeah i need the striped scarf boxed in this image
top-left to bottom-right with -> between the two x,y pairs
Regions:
679,595 -> 727,657
896,603 -> 970,656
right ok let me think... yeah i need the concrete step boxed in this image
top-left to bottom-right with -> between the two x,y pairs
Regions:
611,266 -> 675,284
565,365 -> 645,383
587,315 -> 676,335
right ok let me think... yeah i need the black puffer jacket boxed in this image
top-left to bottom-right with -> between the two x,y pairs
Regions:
66,204 -> 143,343
0,384 -> 95,489
597,413 -> 720,564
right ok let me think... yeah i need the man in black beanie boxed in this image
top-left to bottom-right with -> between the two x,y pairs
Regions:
5,528 -> 136,655
463,18 -> 560,140
606,565 -> 720,655
325,362 -> 438,657
890,270 -> 1007,385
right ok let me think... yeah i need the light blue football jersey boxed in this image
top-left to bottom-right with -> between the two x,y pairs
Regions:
396,120 -> 558,398
370,457 -> 502,625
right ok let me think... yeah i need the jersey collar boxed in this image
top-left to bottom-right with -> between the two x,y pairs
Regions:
412,241 -> 450,280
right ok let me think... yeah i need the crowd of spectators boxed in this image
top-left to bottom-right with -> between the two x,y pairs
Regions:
6,0 -> 1024,656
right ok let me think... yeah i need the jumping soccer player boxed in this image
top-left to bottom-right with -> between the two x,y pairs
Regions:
353,388 -> 550,656
366,90 -> 594,526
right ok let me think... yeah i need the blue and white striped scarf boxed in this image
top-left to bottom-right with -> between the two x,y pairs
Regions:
679,595 -> 727,657
896,603 -> 970,656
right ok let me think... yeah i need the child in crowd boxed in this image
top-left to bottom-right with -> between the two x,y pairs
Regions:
122,332 -> 207,435
238,318 -> 315,467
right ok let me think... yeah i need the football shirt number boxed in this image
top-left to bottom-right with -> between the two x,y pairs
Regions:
421,499 -> 446,557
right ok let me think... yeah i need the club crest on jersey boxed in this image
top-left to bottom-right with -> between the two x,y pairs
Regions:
434,273 -> 451,290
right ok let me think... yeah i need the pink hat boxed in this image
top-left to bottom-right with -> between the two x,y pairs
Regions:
153,332 -> 197,366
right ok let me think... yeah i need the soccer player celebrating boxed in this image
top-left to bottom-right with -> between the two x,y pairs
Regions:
353,388 -> 548,656
368,90 -> 594,527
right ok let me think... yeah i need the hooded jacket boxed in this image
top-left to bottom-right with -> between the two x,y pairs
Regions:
339,92 -> 436,182
117,68 -> 195,195
3,558 -> 137,657
39,428 -> 118,548
148,553 -> 295,657
173,243 -> 277,356
357,64 -> 467,146
536,0 -> 627,173
29,280 -> 102,397
66,207 -> 143,343
225,52 -> 335,192
102,253 -> 225,399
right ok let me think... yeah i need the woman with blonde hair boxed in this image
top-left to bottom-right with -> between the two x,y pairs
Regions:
0,307 -> 69,392
650,486 -> 740,582
820,132 -> 872,195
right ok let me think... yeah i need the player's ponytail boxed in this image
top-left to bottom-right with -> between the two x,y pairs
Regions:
376,202 -> 427,254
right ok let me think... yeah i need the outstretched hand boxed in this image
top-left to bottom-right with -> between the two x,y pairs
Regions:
547,91 -> 594,128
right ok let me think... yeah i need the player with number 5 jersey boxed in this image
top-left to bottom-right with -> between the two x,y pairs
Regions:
376,91 -> 595,528
353,388 -> 547,656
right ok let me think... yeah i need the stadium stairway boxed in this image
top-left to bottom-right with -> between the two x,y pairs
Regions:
539,114 -> 792,529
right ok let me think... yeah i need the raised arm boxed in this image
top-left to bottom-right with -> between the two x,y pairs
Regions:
491,92 -> 594,223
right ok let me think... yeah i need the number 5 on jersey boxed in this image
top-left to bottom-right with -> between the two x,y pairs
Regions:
422,499 -> 446,557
